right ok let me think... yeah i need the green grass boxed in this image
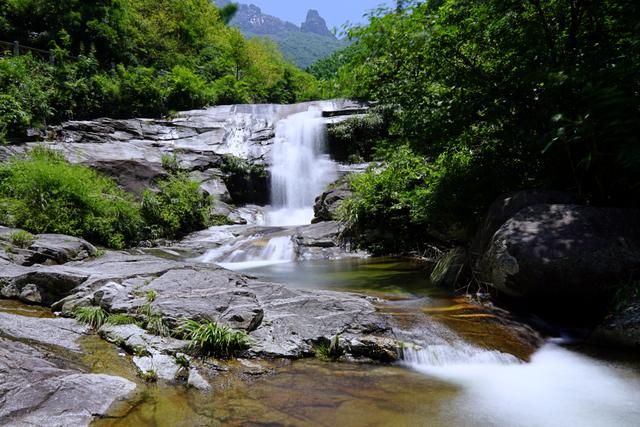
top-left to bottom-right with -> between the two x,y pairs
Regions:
313,335 -> 343,361
8,230 -> 35,248
146,290 -> 158,303
105,313 -> 139,326
74,306 -> 108,329
177,319 -> 249,358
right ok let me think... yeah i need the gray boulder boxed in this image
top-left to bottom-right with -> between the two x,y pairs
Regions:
478,204 -> 640,301
312,178 -> 353,223
0,227 -> 96,266
0,338 -> 135,427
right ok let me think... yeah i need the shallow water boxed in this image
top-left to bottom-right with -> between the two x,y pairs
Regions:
87,257 -> 640,427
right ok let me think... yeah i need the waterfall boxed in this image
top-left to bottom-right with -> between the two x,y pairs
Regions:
267,107 -> 337,226
198,235 -> 294,270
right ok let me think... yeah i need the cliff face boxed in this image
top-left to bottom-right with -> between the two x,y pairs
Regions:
213,1 -> 347,68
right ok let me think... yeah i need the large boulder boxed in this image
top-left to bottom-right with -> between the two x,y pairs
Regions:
471,190 -> 580,263
0,227 -> 96,267
478,204 -> 640,304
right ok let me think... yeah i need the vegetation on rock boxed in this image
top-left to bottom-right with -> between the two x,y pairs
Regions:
177,319 -> 249,358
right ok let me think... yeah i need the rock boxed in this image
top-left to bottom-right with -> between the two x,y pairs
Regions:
593,300 -> 640,349
3,245 -> 393,361
99,324 -> 188,356
187,367 -> 211,391
312,178 -> 353,223
133,353 -> 181,381
0,312 -> 89,351
430,247 -> 467,288
0,267 -> 90,306
189,169 -> 232,203
478,204 -> 640,304
84,159 -> 168,196
347,336 -> 399,363
0,338 -> 135,427
301,9 -> 334,37
0,227 -> 96,266
293,221 -> 366,260
471,190 -> 579,264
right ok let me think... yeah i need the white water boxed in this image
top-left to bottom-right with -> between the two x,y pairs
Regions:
198,234 -> 295,271
403,343 -> 640,427
267,107 -> 337,226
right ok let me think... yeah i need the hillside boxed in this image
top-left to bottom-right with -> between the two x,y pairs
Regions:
215,1 -> 349,68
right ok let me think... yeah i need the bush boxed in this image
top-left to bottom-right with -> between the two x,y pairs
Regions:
339,143 -> 532,253
0,147 -> 144,249
177,319 -> 249,358
141,173 -> 213,239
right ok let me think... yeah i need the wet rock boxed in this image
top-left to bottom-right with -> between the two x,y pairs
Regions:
237,358 -> 270,376
347,336 -> 399,363
0,267 -> 90,306
478,204 -> 640,304
593,300 -> 640,349
0,337 -> 135,427
293,221 -> 366,260
134,353 -> 181,381
187,367 -> 211,391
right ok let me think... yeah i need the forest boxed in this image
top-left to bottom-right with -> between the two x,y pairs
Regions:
311,0 -> 640,253
0,0 -> 319,144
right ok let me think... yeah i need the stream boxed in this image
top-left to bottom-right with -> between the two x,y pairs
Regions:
93,105 -> 640,427
3,103 -> 638,426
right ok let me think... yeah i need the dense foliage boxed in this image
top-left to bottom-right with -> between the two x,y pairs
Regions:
141,172 -> 214,239
0,147 -> 143,248
0,147 -> 220,248
329,0 -> 640,252
0,0 -> 320,143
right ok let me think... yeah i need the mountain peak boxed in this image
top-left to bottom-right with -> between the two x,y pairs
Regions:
301,9 -> 334,38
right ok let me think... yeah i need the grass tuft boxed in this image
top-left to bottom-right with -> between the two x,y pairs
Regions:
74,306 -> 108,329
177,319 -> 249,358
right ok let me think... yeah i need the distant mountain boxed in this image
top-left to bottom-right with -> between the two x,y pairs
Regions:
214,1 -> 348,69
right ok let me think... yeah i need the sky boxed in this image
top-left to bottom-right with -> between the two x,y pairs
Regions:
240,0 -> 393,30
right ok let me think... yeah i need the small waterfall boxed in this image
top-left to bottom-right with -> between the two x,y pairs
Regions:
198,235 -> 294,270
268,107 -> 337,226
401,342 -> 520,366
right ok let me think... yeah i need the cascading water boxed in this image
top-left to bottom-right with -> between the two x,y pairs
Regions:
267,107 -> 337,226
401,339 -> 640,427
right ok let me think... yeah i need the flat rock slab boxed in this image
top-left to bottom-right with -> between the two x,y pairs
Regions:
0,312 -> 89,351
0,337 -> 136,427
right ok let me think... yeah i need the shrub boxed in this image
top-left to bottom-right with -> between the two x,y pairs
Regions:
74,306 -> 108,329
165,65 -> 216,111
339,143 -> 532,253
177,319 -> 249,358
0,147 -> 144,249
141,173 -> 213,239
8,230 -> 35,248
